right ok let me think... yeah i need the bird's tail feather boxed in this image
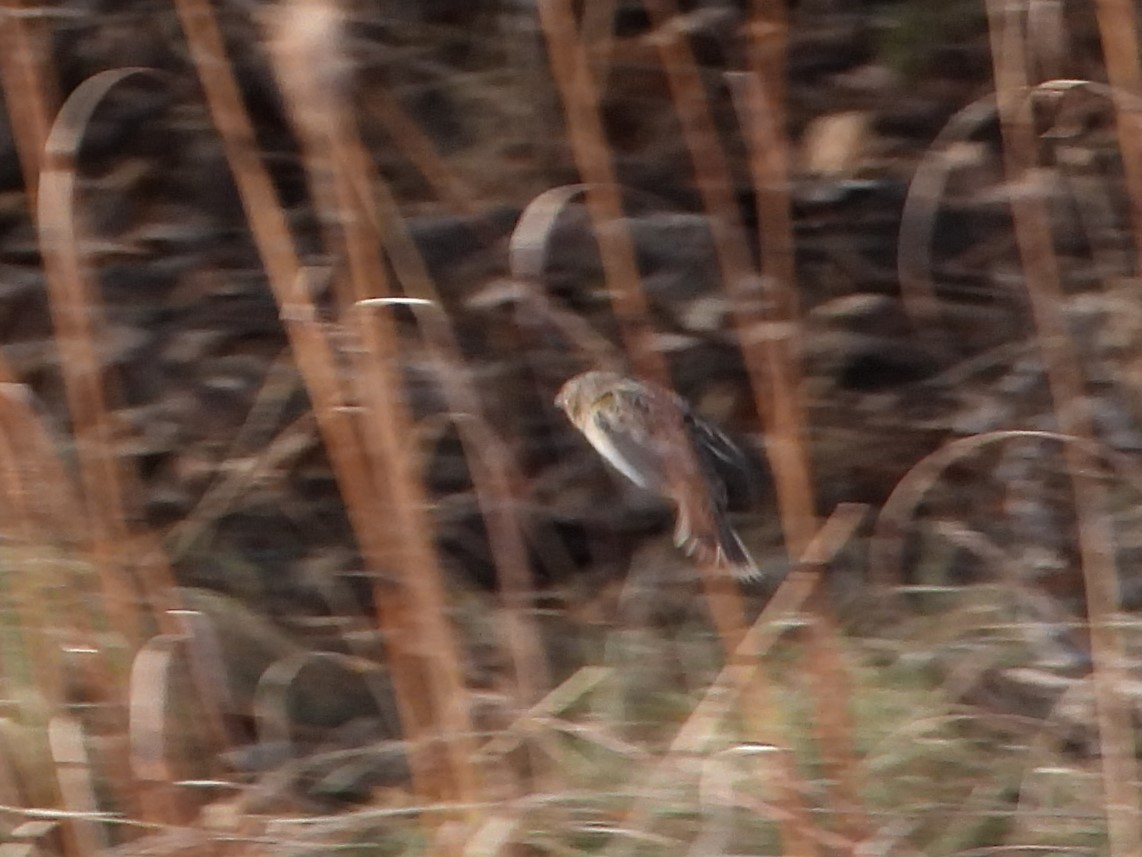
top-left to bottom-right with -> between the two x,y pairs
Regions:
673,503 -> 761,582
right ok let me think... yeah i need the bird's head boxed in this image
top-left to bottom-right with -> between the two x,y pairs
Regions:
555,370 -> 621,423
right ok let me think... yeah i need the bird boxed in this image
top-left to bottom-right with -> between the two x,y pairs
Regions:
555,370 -> 760,580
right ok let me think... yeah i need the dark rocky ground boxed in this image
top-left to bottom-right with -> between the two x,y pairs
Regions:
3,0 -> 1142,816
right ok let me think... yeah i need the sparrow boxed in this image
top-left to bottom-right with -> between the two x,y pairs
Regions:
555,370 -> 760,579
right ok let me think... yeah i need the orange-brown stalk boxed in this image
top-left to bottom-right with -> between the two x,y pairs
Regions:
173,0 -> 472,812
0,0 -> 57,218
985,2 -> 1141,854
637,2 -> 864,841
536,0 -> 670,385
270,0 -> 550,802
1091,0 -> 1142,267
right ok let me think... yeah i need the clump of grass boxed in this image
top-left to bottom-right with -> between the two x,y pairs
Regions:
455,600 -> 1111,856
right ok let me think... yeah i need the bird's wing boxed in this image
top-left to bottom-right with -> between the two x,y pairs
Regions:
681,408 -> 747,507
584,388 -> 670,492
684,409 -> 747,470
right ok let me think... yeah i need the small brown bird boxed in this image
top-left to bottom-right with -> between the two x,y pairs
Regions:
555,370 -> 759,579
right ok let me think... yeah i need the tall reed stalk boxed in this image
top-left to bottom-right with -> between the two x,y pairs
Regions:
173,0 -> 480,819
985,3 -> 1141,853
536,0 -> 669,385
1091,0 -> 1142,266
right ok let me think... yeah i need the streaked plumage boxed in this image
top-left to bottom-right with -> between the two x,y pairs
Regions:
555,370 -> 759,580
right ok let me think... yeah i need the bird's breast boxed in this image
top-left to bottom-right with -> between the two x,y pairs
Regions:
583,421 -> 653,490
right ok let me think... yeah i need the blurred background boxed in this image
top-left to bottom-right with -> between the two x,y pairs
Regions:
0,0 -> 1140,854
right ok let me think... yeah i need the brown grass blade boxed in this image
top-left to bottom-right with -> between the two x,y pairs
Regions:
37,68 -> 164,651
637,24 -> 847,842
537,1 -> 761,667
871,429 -> 1142,588
48,715 -> 106,856
359,294 -> 556,713
0,411 -> 66,712
38,68 -> 190,647
348,302 -> 482,808
164,350 -> 300,560
0,384 -> 150,836
802,585 -> 868,841
127,635 -> 186,825
168,609 -> 240,756
0,385 -> 87,544
580,0 -> 619,86
644,1 -> 817,558
508,184 -> 628,368
476,666 -> 613,759
896,93 -> 998,335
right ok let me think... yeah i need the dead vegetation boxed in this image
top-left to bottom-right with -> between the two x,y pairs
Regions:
0,0 -> 1140,855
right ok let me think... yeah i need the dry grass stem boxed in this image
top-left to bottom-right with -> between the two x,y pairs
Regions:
365,86 -> 483,218
350,179 -> 555,708
747,0 -> 789,119
803,585 -> 870,842
536,0 -> 669,384
127,635 -> 185,825
355,262 -> 552,712
714,50 -> 863,842
607,504 -> 867,857
273,1 -> 486,814
986,2 -> 1141,852
0,0 -> 57,222
1091,0 -> 1142,267
168,609 -> 239,755
173,0 -> 469,811
48,715 -> 106,856
272,1 -> 552,728
38,68 -> 154,651
580,0 -> 619,85
645,0 -> 816,556
0,385 -> 87,535
639,1 -> 828,737
0,427 -> 65,710
725,71 -> 816,555
0,383 -> 151,842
